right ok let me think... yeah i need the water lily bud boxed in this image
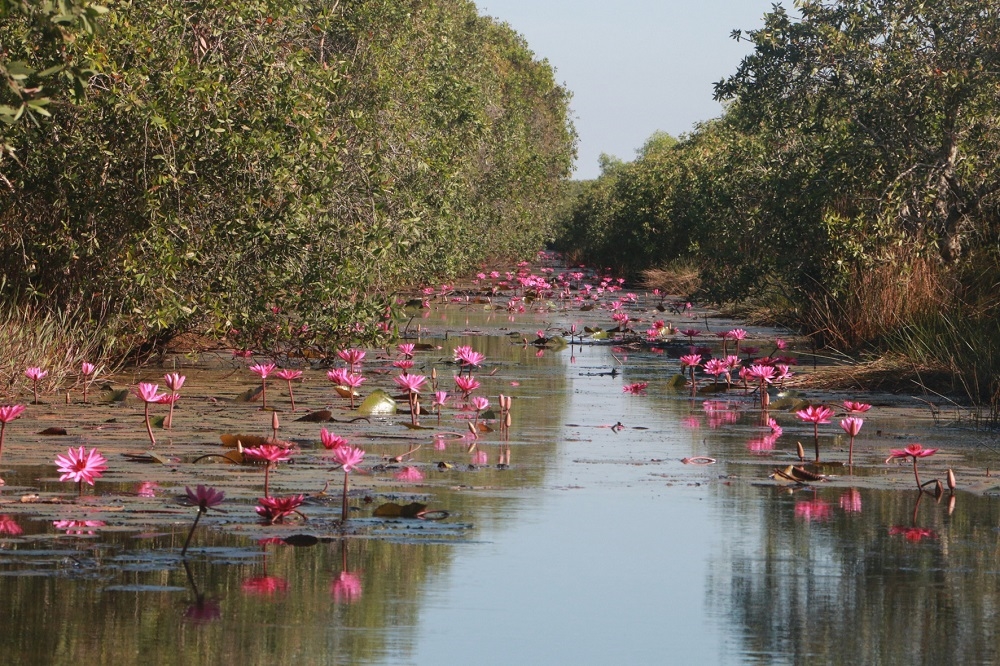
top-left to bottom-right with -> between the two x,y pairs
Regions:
271,411 -> 279,432
947,468 -> 956,491
796,442 -> 805,462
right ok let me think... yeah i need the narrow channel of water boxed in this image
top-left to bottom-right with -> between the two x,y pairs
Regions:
1,282 -> 998,665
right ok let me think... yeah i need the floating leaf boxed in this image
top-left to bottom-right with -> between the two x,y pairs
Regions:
357,389 -> 396,416
333,386 -> 359,399
771,465 -> 828,484
402,423 -> 433,430
481,409 -> 497,420
436,461 -> 453,470
220,434 -> 270,448
37,427 -> 68,436
151,415 -> 166,428
122,451 -> 173,464
590,331 -> 609,340
546,336 -> 568,351
234,385 -> 264,402
222,450 -> 244,464
296,409 -> 333,422
373,502 -> 428,518
698,383 -> 730,394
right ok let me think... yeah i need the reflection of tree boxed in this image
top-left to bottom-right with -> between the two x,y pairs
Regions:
707,485 -> 1000,663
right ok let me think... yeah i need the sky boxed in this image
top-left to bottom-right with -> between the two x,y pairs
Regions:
476,0 -> 784,179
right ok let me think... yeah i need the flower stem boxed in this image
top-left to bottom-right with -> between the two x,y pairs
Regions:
32,381 -> 39,405
264,464 -> 271,498
0,422 -> 6,464
341,472 -> 350,523
287,380 -> 296,412
261,379 -> 267,410
144,402 -> 156,447
813,423 -> 820,462
167,401 -> 175,429
913,458 -> 921,490
848,435 -> 855,467
181,509 -> 204,557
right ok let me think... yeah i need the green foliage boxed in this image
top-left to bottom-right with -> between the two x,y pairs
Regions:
0,0 -> 576,349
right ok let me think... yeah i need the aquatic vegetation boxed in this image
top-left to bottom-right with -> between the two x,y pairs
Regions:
182,485 -> 225,556
320,428 -> 348,451
54,446 -> 107,494
133,382 -> 165,446
256,494 -> 305,524
80,362 -> 96,403
249,363 -> 276,410
334,446 -> 366,522
887,444 -> 939,490
796,405 -> 835,462
840,417 -> 864,467
274,369 -> 302,412
395,466 -> 424,482
0,404 -> 25,467
24,367 -> 47,405
337,349 -> 366,372
622,382 -> 648,395
244,444 -> 293,498
432,391 -> 449,424
454,375 -> 480,399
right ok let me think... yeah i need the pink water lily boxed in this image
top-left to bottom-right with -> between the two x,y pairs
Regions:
334,446 -> 366,522
81,362 -> 97,403
55,446 -> 107,492
454,375 -> 480,398
275,369 -> 303,411
887,444 -> 939,490
844,401 -> 872,413
320,428 -> 348,451
840,417 -> 864,467
249,363 -> 276,409
398,343 -> 415,358
394,374 -> 427,394
337,348 -> 366,371
244,444 -> 293,497
797,405 -> 835,462
134,383 -> 165,446
24,367 -> 47,404
182,485 -> 225,556
255,494 -> 305,524
0,404 -> 25,468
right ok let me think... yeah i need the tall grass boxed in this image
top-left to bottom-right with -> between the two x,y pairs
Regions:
0,304 -> 130,402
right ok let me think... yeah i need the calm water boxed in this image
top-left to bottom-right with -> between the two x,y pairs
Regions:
1,302 -> 999,665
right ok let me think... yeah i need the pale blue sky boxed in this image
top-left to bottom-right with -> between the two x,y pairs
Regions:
477,0 -> 783,179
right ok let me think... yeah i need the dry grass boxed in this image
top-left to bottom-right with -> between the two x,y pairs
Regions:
786,353 -> 958,395
0,304 -> 127,401
641,263 -> 701,296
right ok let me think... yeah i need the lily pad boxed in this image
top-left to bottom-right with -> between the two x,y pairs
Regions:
296,409 -> 333,422
234,385 -> 264,402
357,389 -> 396,416
667,373 -> 687,389
373,502 -> 428,518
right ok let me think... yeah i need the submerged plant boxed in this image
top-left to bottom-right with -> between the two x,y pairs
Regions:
887,443 -> 939,490
334,445 -> 366,523
55,446 -> 107,495
182,485 -> 225,556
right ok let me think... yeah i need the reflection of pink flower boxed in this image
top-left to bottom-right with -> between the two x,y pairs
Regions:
0,515 -> 23,535
747,433 -> 779,453
241,576 -> 288,595
889,526 -> 937,542
680,416 -> 700,429
794,499 -> 832,522
839,489 -> 862,513
53,520 -> 106,535
471,450 -> 488,465
184,598 -> 222,623
136,481 -> 159,497
55,447 -> 107,485
332,571 -> 363,603
395,466 -> 424,482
